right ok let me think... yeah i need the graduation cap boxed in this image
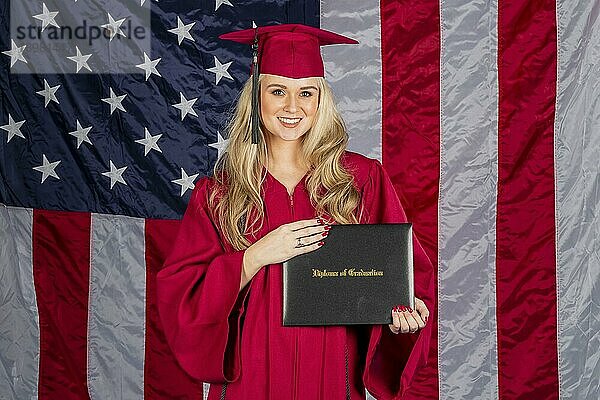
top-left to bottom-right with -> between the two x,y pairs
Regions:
219,24 -> 358,144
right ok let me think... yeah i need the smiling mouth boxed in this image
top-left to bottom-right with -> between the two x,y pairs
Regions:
277,117 -> 302,126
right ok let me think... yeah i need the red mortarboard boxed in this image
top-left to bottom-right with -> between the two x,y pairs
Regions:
219,24 -> 358,79
219,24 -> 358,144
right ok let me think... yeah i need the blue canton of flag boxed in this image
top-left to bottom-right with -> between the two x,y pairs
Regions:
0,0 -> 319,219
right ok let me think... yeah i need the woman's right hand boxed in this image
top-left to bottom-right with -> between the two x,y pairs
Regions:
240,218 -> 330,290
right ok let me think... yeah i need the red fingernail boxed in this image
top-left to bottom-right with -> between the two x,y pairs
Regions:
317,218 -> 323,224
408,307 -> 413,313
401,306 -> 407,312
324,225 -> 331,230
322,232 -> 328,237
318,241 -> 324,246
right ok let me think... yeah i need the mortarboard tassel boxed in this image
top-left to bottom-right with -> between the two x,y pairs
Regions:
250,28 -> 260,144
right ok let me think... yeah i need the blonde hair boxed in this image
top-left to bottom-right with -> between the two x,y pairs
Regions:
209,75 -> 361,250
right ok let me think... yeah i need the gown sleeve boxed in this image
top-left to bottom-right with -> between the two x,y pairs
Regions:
156,177 -> 251,383
360,159 -> 436,400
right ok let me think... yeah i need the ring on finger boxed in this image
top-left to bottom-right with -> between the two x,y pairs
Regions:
296,237 -> 303,248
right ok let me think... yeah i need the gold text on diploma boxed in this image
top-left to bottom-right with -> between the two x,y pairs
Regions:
311,268 -> 385,278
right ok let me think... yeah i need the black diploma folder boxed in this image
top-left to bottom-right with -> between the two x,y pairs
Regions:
282,223 -> 414,326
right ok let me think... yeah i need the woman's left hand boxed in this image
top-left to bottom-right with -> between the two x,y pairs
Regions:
388,297 -> 429,334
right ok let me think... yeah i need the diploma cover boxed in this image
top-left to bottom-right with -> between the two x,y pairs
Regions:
282,223 -> 414,326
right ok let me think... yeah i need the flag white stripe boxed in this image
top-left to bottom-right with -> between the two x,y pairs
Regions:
438,1 -> 499,399
321,0 -> 383,161
0,204 -> 39,400
202,382 -> 210,400
321,2 -> 383,398
87,214 -> 146,400
554,1 -> 600,398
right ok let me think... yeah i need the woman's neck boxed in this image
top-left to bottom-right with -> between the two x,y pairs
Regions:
266,138 -> 306,172
265,138 -> 309,196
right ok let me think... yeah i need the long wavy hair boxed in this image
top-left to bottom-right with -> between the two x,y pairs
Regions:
208,74 -> 361,250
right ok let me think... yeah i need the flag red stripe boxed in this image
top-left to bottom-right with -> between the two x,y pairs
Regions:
144,218 -> 205,399
497,1 -> 559,398
33,209 -> 91,399
380,0 -> 441,397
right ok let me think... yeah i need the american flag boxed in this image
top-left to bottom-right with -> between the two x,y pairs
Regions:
0,0 -> 598,399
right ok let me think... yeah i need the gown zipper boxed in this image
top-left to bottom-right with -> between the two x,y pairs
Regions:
293,333 -> 299,400
220,382 -> 228,400
290,190 -> 299,399
345,343 -> 351,400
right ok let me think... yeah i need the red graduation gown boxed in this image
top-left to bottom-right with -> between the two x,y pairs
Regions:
156,151 -> 435,400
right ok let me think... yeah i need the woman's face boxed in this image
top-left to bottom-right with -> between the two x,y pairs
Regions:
260,74 -> 320,143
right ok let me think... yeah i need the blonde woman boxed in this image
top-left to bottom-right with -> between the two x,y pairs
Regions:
157,24 -> 434,400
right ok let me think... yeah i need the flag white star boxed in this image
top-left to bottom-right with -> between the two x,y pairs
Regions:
101,160 -> 128,189
135,127 -> 163,156
32,3 -> 60,32
168,16 -> 195,45
215,0 -> 233,11
209,131 -> 229,159
172,168 -> 199,197
68,119 -> 93,149
101,87 -> 127,114
33,154 -> 61,183
36,79 -> 60,107
1,114 -> 26,142
135,52 -> 162,81
207,56 -> 233,85
2,40 -> 27,67
101,13 -> 127,41
172,92 -> 198,120
67,46 -> 92,73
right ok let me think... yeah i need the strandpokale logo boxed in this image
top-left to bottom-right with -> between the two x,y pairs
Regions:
15,16 -> 148,46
